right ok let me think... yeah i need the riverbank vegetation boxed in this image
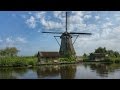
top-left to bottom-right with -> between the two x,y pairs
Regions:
1,46 -> 120,67
0,56 -> 38,67
0,47 -> 38,67
83,47 -> 120,63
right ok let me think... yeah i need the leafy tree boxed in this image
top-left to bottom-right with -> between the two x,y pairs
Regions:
83,53 -> 87,57
89,47 -> 120,58
114,51 -> 119,57
0,47 -> 19,57
95,47 -> 107,53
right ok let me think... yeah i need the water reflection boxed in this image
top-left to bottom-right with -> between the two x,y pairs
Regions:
37,65 -> 60,78
36,64 -> 77,79
85,63 -> 120,77
0,68 -> 16,79
0,67 -> 28,79
0,63 -> 120,79
60,65 -> 76,79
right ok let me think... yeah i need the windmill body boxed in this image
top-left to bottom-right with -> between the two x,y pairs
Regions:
59,32 -> 76,57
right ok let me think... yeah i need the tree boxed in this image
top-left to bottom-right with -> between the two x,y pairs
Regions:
95,47 -> 107,53
114,51 -> 119,57
34,53 -> 38,57
83,53 -> 87,58
0,47 -> 19,57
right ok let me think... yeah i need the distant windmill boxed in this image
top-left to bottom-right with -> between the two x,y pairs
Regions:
42,12 -> 92,58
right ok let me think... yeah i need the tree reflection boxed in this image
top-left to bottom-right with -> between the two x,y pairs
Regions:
13,68 -> 28,76
0,67 -> 29,79
36,64 -> 77,79
37,65 -> 60,78
89,63 -> 120,77
0,68 -> 17,79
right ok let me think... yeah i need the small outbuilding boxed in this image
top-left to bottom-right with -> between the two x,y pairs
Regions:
37,51 -> 60,63
89,53 -> 106,61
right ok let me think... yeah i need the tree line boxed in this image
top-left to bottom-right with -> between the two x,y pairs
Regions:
83,47 -> 120,58
0,47 -> 19,57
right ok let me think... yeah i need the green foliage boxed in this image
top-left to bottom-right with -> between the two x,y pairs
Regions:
83,53 -> 87,58
84,47 -> 120,63
0,47 -> 19,57
0,57 -> 38,67
95,47 -> 107,53
83,53 -> 89,61
59,56 -> 76,63
94,47 -> 120,58
34,53 -> 38,57
59,50 -> 76,63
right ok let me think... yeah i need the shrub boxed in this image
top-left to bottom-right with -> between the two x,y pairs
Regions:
0,56 -> 38,67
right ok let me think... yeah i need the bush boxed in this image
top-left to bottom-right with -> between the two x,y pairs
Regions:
13,60 -> 27,67
59,56 -> 76,62
115,60 -> 120,63
0,56 -> 38,67
28,60 -> 37,66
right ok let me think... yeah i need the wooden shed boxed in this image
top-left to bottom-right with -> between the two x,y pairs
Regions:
89,53 -> 106,61
37,51 -> 60,62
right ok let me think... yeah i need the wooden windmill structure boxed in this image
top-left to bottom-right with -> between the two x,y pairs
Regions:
42,12 -> 92,58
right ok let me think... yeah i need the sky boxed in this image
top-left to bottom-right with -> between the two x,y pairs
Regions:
1,11 -> 120,56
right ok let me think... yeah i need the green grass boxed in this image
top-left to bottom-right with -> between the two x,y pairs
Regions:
0,56 -> 38,67
83,56 -> 120,63
59,56 -> 76,63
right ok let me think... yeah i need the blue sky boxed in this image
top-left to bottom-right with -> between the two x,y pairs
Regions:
1,11 -> 120,56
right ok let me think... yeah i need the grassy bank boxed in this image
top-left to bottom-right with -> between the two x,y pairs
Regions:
83,57 -> 120,63
0,57 -> 38,67
0,56 -> 78,67
1,56 -> 120,67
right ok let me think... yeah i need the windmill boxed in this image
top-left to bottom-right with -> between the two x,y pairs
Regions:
42,12 -> 92,58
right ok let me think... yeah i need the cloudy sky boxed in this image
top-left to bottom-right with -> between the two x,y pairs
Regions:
0,11 -> 120,56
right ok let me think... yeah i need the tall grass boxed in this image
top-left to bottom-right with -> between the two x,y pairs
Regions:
0,57 -> 38,67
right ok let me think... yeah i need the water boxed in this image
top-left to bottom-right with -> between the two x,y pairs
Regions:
0,63 -> 120,79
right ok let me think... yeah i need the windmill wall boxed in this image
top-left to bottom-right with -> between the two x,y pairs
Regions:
59,34 -> 76,57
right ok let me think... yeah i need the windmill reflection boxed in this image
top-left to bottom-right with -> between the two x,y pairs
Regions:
37,64 -> 76,79
60,64 -> 76,79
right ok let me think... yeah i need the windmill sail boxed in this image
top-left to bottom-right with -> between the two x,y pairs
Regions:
66,12 -> 68,32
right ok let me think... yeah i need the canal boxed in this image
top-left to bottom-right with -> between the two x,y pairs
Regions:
0,63 -> 120,79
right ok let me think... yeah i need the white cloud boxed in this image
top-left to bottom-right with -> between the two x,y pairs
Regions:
106,17 -> 110,21
69,12 -> 84,24
95,16 -> 100,20
71,11 -> 84,17
16,37 -> 27,43
25,11 -> 87,32
1,37 -> 27,47
0,38 -> 3,43
5,37 -> 14,47
53,11 -> 65,21
35,11 -> 46,19
6,37 -> 14,43
102,22 -> 113,28
40,18 -> 64,30
84,15 -> 92,19
26,16 -> 36,29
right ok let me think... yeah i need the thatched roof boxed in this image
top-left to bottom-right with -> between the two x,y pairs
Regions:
37,51 -> 60,58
